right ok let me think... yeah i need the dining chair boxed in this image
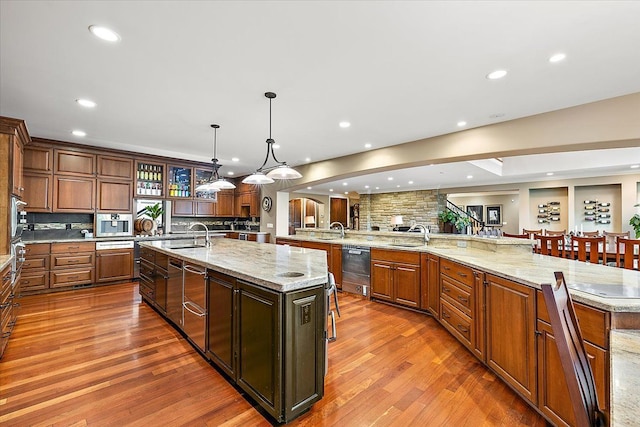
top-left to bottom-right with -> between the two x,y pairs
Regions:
535,234 -> 565,258
581,230 -> 600,237
541,272 -> 606,427
503,232 -> 530,239
546,229 -> 567,236
523,228 -> 542,238
571,236 -> 606,264
616,238 -> 640,270
604,231 -> 629,249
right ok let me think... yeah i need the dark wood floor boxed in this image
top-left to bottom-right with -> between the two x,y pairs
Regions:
0,283 -> 547,426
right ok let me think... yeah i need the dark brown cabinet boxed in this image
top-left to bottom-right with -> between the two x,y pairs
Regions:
97,180 -> 132,212
421,253 -> 440,315
96,248 -> 134,283
20,243 -> 51,292
216,190 -> 235,217
207,270 -> 236,378
24,145 -> 53,173
53,176 -> 95,212
12,138 -> 24,197
370,249 -> 420,308
97,155 -> 134,180
49,242 -> 95,288
54,149 -> 95,176
195,201 -> 216,217
23,173 -> 53,212
485,273 -> 537,404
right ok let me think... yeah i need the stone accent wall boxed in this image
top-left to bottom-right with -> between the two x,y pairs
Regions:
359,190 -> 447,232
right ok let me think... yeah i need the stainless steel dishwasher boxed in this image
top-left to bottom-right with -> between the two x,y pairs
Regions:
183,262 -> 207,351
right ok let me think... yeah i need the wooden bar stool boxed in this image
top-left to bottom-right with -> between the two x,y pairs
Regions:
535,234 -> 565,258
616,238 -> 640,270
541,272 -> 606,427
571,236 -> 606,264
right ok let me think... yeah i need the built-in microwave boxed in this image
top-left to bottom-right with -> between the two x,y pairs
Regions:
10,196 -> 27,241
95,213 -> 133,237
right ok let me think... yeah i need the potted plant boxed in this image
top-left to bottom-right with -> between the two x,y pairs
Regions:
630,203 -> 640,238
455,215 -> 471,234
438,210 -> 459,233
141,202 -> 164,234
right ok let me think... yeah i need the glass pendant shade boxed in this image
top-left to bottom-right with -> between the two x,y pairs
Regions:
242,171 -> 275,185
265,165 -> 303,180
198,124 -> 236,193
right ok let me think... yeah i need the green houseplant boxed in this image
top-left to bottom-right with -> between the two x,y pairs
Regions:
142,202 -> 164,222
630,203 -> 640,238
438,210 -> 460,233
455,215 -> 471,233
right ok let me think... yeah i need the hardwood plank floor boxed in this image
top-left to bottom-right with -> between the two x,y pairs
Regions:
0,283 -> 547,426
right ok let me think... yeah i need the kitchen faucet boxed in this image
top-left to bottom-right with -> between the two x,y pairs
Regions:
329,221 -> 345,239
408,223 -> 429,243
189,222 -> 210,246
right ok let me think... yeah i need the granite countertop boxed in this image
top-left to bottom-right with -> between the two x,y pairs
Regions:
278,232 -> 640,312
23,232 -> 224,244
610,330 -> 640,427
139,239 -> 327,293
0,254 -> 13,272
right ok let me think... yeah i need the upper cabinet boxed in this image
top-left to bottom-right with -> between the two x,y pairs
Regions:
54,149 -> 96,177
23,144 -> 53,212
167,165 -> 192,198
135,161 -> 165,198
97,155 -> 133,180
12,138 -> 24,197
24,145 -> 53,173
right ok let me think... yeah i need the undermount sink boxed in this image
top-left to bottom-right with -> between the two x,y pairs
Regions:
171,244 -> 207,250
387,242 -> 424,248
276,271 -> 305,278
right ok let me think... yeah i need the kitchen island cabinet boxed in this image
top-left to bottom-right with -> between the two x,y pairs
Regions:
139,239 -> 327,423
371,248 -> 420,308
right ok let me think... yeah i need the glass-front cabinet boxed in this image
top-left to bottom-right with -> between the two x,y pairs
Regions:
194,168 -> 217,201
136,161 -> 165,197
168,165 -> 192,198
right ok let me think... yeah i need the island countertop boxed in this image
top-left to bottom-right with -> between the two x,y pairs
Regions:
139,239 -> 328,293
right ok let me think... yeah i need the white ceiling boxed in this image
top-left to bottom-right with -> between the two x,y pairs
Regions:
1,1 -> 640,194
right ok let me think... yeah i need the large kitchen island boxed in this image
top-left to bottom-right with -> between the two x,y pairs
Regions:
137,239 -> 328,423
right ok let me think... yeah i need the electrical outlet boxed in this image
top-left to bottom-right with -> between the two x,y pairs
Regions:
301,304 -> 311,325
65,223 -> 72,230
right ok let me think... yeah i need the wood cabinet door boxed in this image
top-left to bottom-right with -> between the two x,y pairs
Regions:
472,270 -> 486,361
54,150 -> 96,176
329,198 -> 347,226
172,200 -> 194,216
23,173 -> 53,212
236,280 -> 282,419
24,145 -> 53,173
207,271 -> 236,378
249,191 -> 261,217
96,249 -> 134,282
12,138 -> 24,197
485,274 -> 537,404
371,261 -> 393,301
195,201 -> 216,216
330,245 -> 342,289
53,176 -> 95,212
216,191 -> 235,217
394,263 -> 420,308
97,180 -> 132,212
97,155 -> 134,180
426,255 -> 440,316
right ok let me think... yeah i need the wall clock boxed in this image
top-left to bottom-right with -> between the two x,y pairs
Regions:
262,196 -> 273,212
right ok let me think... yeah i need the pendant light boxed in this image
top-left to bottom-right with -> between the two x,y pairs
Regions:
242,92 -> 302,184
195,124 -> 236,193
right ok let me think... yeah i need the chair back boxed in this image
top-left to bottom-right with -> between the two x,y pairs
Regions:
616,238 -> 640,270
536,234 -> 565,258
572,236 -> 606,264
541,272 -> 605,427
604,231 -> 629,249
503,232 -> 530,239
546,229 -> 566,236
523,228 -> 542,238
581,230 -> 600,237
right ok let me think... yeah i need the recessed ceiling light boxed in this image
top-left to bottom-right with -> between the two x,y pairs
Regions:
630,165 -> 639,169
227,171 -> 234,176
364,185 -> 369,189
387,177 -> 393,181
375,187 -> 380,190
408,181 -> 414,184
396,185 -> 400,188
342,182 -> 348,186
307,186 -> 312,190
549,53 -> 566,63
305,157 -> 311,162
72,130 -> 86,137
344,192 -> 349,195
486,69 -> 507,80
231,157 -> 239,162
329,189 -> 333,192
88,25 -> 120,42
546,172 -> 554,176
76,99 -> 96,108
457,121 -> 467,127
466,175 -> 473,179
339,121 -> 351,128
364,143 -> 372,149
272,144 -> 280,149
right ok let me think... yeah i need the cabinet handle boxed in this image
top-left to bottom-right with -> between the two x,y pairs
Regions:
67,275 -> 79,280
1,332 -> 11,339
457,296 -> 468,303
442,286 -> 451,293
442,311 -> 451,319
183,265 -> 206,275
68,246 -> 79,249
443,266 -> 451,271
457,272 -> 467,278
183,301 -> 206,317
23,280 -> 30,284
457,324 -> 469,333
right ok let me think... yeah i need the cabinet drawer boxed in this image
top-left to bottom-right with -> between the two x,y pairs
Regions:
140,247 -> 156,264
51,242 -> 95,253
51,253 -> 95,269
536,291 -> 609,349
140,260 -> 155,280
23,254 -> 49,271
441,276 -> 472,314
371,248 -> 420,265
24,243 -> 50,256
139,282 -> 155,300
20,273 -> 49,291
440,258 -> 474,287
441,299 -> 472,346
50,268 -> 94,288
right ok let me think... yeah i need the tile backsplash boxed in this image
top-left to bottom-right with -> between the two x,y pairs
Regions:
22,213 -> 93,241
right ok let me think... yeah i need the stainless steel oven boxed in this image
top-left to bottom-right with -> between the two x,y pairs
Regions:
95,213 -> 133,237
10,197 -> 27,241
341,245 -> 370,296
